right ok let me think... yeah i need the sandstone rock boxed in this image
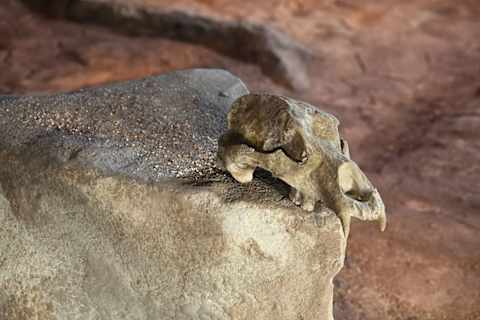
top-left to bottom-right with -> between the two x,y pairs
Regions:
0,69 -> 344,320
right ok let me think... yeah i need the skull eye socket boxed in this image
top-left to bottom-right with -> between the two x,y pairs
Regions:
338,161 -> 374,202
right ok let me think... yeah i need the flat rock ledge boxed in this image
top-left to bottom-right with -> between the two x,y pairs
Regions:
0,69 -> 345,320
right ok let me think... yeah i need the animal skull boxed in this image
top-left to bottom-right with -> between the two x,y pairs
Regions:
217,94 -> 386,237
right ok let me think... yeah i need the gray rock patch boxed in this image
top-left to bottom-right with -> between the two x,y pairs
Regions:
0,68 -> 248,180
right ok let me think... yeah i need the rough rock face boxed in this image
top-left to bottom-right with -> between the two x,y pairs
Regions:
0,69 -> 345,320
0,69 -> 248,180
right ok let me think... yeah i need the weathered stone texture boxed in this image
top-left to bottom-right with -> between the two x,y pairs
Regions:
0,69 -> 344,320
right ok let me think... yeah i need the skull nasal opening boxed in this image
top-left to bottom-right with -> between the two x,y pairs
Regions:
338,161 -> 374,202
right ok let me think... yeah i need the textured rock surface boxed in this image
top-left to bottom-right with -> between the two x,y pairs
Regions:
1,1 -> 480,319
0,69 -> 345,319
0,68 -> 248,180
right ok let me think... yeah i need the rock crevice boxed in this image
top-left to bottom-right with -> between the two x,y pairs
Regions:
21,0 -> 311,91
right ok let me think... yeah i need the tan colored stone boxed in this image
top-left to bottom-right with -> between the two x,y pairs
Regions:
0,151 -> 345,320
0,70 -> 344,320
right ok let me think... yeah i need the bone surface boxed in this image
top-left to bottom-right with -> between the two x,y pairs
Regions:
218,93 -> 387,237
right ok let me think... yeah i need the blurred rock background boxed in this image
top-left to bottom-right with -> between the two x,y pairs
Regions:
1,0 -> 479,319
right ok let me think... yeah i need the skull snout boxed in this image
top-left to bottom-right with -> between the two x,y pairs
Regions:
338,162 -> 373,201
338,161 -> 386,232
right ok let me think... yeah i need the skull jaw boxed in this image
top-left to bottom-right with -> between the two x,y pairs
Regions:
218,135 -> 386,239
219,144 -> 387,237
221,144 -> 321,207
219,145 -> 352,237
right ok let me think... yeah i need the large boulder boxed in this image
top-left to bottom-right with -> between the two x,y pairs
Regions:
0,69 -> 345,320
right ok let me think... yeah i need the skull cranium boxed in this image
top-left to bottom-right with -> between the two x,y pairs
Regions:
217,94 -> 386,237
